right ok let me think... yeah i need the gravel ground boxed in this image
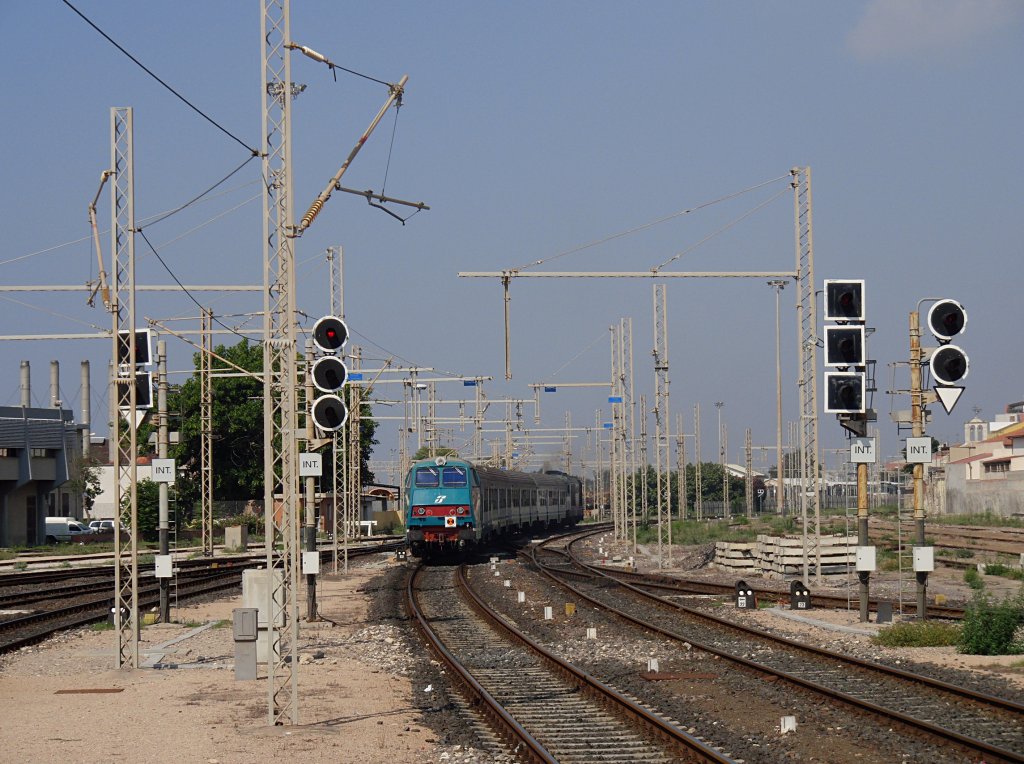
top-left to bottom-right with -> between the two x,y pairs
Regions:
1,536 -> 1019,764
0,553 -> 503,764
584,534 -> 1024,693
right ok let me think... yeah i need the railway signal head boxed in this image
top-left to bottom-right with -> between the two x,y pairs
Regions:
927,299 -> 967,343
824,325 -> 865,367
134,371 -> 153,409
311,394 -> 348,431
312,315 -> 348,353
824,280 -> 865,323
311,356 -> 348,393
824,371 -> 866,414
116,328 -> 153,367
930,344 -> 969,386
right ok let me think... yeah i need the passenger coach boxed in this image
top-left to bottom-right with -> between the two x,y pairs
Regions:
404,456 -> 583,557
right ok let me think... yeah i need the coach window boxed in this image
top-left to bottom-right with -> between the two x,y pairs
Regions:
442,466 -> 467,487
415,467 -> 440,487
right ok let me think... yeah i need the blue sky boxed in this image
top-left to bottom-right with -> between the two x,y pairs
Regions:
2,1 -> 1022,481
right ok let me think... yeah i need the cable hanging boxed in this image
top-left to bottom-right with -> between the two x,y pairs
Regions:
514,173 -> 791,272
138,229 -> 258,344
140,155 -> 258,230
62,0 -> 257,155
653,186 -> 790,271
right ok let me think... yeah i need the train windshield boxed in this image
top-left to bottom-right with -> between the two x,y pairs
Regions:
442,466 -> 468,487
414,467 -> 440,487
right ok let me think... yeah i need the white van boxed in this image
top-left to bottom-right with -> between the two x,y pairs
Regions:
44,517 -> 93,544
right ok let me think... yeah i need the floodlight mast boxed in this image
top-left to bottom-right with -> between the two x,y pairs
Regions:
293,75 -> 409,235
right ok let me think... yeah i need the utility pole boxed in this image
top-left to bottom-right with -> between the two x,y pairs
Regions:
638,395 -> 649,529
200,308 -> 213,556
745,428 -> 753,518
715,402 -> 725,519
261,0 -> 301,725
792,166 -> 822,585
768,279 -> 787,516
910,310 -> 927,619
109,105 -> 141,669
675,412 -> 687,521
328,246 -> 342,574
304,340 -> 317,621
694,404 -> 703,521
157,341 -> 170,623
652,284 -> 672,566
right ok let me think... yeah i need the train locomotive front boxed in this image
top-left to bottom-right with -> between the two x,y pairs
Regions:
405,457 -> 477,557
404,456 -> 583,557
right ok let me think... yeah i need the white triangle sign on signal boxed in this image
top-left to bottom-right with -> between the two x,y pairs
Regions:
934,386 -> 964,415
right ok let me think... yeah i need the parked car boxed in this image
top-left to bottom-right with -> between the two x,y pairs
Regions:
87,519 -> 130,538
44,517 -> 93,544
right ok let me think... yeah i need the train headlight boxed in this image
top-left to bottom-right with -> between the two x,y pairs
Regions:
414,507 -> 426,516
457,506 -> 467,515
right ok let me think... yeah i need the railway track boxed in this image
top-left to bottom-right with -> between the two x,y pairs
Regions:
0,540 -> 403,654
523,534 -> 1024,763
407,561 -> 737,763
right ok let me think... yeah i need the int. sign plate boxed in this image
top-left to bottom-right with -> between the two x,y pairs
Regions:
299,453 -> 322,477
151,458 -> 176,483
850,437 -> 876,464
906,437 -> 932,464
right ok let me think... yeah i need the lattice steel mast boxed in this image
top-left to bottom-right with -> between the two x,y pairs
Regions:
792,166 -> 822,584
200,308 -> 214,556
652,284 -> 672,567
110,106 -> 140,668
261,0 -> 300,725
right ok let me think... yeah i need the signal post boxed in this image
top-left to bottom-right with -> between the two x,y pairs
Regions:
908,298 -> 969,620
823,279 -> 875,622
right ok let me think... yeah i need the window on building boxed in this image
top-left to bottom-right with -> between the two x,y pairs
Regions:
984,460 -> 1010,474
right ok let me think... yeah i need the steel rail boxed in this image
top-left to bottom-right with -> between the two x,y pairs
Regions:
454,564 -> 737,763
530,540 -> 1024,764
405,564 -> 557,764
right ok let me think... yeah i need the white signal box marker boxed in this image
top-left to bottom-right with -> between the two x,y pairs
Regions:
151,458 -> 176,483
934,385 -> 964,415
906,437 -> 933,464
299,453 -> 322,477
850,438 -> 876,464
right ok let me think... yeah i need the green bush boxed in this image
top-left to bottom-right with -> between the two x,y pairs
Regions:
981,563 -> 1024,581
963,567 -> 984,590
873,621 -> 961,648
958,590 -> 1024,655
214,514 -> 264,536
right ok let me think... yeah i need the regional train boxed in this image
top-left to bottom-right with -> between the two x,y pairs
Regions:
404,456 -> 584,557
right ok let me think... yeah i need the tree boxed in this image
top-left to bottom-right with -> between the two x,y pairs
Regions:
66,453 -> 102,517
167,338 -> 378,508
412,445 -> 458,461
170,339 -> 264,509
120,478 -> 160,540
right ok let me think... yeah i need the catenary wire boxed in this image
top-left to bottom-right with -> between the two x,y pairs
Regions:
139,155 -> 258,230
653,186 -> 790,271
62,0 -> 257,155
138,229 -> 259,344
0,294 -> 108,332
0,172 -> 260,269
513,173 -> 790,272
